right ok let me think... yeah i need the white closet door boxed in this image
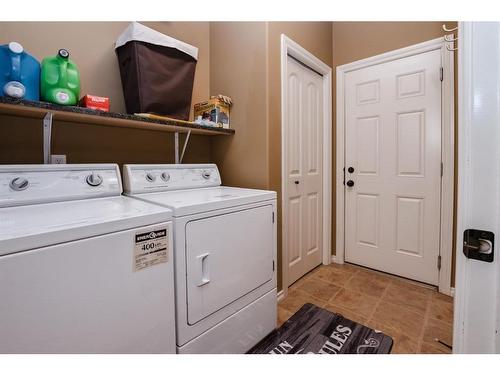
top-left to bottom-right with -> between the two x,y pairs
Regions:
285,56 -> 323,286
344,49 -> 442,285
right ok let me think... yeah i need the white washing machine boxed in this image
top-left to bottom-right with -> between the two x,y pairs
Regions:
0,164 -> 176,353
122,164 -> 277,354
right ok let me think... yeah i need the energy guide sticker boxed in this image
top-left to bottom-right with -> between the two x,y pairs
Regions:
134,228 -> 168,271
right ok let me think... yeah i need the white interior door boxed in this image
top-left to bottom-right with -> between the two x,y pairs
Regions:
285,55 -> 323,286
344,49 -> 442,285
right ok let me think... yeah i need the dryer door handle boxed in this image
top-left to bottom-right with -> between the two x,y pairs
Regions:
197,252 -> 210,287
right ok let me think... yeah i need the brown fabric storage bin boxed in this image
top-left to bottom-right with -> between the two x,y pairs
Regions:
115,22 -> 198,121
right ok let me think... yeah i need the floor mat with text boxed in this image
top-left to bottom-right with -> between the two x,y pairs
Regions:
248,303 -> 393,354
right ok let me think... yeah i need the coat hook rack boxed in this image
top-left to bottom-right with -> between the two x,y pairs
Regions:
442,24 -> 458,51
444,34 -> 458,43
442,24 -> 458,32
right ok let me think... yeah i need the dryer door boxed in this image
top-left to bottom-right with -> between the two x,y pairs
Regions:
185,204 -> 274,325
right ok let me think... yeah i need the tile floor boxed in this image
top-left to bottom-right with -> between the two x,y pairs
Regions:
278,262 -> 454,354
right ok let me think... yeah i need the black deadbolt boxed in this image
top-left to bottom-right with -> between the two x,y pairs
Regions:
348,167 -> 355,173
346,180 -> 354,187
463,229 -> 494,263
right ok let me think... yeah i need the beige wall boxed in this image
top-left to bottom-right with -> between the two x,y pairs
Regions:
0,21 -> 210,116
218,21 -> 456,291
209,22 -> 333,290
0,21 -> 457,289
0,115 -> 211,165
209,22 -> 269,189
332,22 -> 451,67
0,21 -> 212,165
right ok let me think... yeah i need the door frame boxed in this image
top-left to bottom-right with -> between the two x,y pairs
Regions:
335,36 -> 455,295
280,34 -> 332,299
453,21 -> 470,353
454,21 -> 500,354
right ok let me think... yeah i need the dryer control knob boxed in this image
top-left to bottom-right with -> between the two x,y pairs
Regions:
145,173 -> 156,182
9,177 -> 29,191
86,173 -> 103,187
161,172 -> 170,182
202,170 -> 211,180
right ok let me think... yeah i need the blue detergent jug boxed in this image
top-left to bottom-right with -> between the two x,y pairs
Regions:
0,42 -> 40,100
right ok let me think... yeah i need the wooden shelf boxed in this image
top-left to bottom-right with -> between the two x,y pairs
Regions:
0,98 -> 235,136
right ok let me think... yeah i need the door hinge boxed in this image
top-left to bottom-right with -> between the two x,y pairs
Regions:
272,212 -> 275,223
441,162 -> 444,177
272,261 -> 275,271
440,67 -> 444,82
437,255 -> 442,270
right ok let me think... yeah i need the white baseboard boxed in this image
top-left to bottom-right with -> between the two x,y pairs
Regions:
277,290 -> 285,302
331,254 -> 344,264
450,287 -> 455,298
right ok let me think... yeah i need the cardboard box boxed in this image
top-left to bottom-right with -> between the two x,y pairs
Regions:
80,95 -> 110,112
193,96 -> 230,129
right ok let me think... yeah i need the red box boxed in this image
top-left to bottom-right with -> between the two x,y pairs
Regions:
80,95 -> 110,112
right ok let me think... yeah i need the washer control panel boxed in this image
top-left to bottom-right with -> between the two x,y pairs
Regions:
123,164 -> 221,194
0,164 -> 122,208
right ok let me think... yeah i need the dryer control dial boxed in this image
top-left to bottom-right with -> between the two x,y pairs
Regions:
161,172 -> 170,182
9,177 -> 29,191
145,172 -> 156,182
86,173 -> 103,187
202,170 -> 211,180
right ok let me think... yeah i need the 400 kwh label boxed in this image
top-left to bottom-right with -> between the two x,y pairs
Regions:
134,228 -> 168,271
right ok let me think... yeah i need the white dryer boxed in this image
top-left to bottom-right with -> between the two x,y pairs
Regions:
0,164 -> 176,353
123,164 -> 277,354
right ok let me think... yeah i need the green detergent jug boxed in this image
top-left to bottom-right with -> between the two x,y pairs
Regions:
41,49 -> 80,105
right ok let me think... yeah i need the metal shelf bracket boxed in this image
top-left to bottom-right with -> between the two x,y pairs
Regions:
174,130 -> 192,164
43,112 -> 53,164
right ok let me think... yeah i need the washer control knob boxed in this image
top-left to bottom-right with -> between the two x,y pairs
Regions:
161,172 -> 170,182
86,173 -> 103,187
145,173 -> 156,182
202,170 -> 211,180
9,177 -> 29,191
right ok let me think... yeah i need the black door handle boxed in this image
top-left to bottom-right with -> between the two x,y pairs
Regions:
346,180 -> 354,187
294,180 -> 299,184
463,229 -> 494,262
